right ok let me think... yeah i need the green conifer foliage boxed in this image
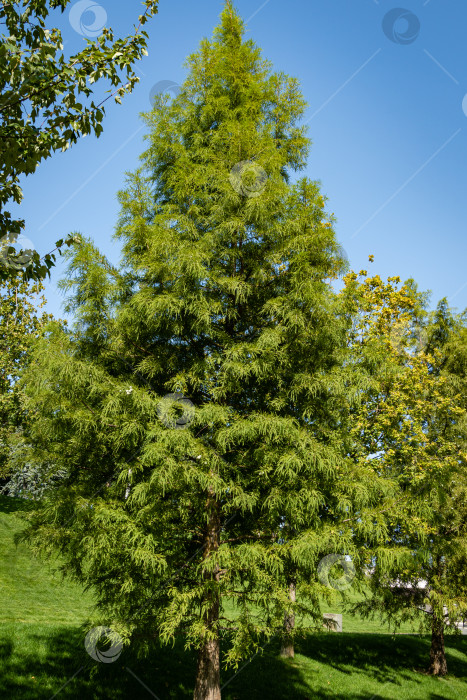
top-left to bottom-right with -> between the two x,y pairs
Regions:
20,5 -> 392,697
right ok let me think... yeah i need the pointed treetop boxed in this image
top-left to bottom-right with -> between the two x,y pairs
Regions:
216,1 -> 245,45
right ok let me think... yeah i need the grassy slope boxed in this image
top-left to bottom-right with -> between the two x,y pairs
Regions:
1,495 -> 466,699
1,496 -> 95,625
222,590 -> 422,635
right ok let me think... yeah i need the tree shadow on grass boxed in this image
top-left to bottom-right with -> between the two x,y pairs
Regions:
299,632 -> 428,683
0,625 -> 301,699
0,626 -> 465,700
0,494 -> 36,516
295,632 -> 467,681
0,624 -> 198,699
220,633 -> 467,700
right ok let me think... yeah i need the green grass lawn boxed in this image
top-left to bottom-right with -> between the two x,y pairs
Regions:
1,495 -> 466,699
222,588 -> 423,635
0,496 -> 95,625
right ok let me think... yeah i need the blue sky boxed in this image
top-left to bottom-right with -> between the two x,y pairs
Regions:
11,0 -> 467,320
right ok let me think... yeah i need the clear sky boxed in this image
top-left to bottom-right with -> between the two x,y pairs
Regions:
11,0 -> 467,320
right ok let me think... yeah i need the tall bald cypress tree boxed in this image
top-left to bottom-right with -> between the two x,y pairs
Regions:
21,5 -> 392,698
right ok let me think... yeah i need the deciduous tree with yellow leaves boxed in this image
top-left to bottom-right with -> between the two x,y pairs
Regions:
341,272 -> 467,676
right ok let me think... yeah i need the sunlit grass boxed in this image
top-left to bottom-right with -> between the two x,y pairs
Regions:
0,496 -> 95,625
1,495 -> 466,699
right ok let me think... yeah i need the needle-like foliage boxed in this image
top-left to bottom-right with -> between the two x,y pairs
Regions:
19,5 -> 401,698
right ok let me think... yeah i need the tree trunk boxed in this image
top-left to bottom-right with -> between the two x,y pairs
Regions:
280,580 -> 296,659
428,615 -> 448,676
193,487 -> 221,700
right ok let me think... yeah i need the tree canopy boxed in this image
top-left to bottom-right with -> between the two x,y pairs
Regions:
16,5 -> 400,698
341,275 -> 467,675
10,3 -> 467,697
0,273 -> 53,482
0,0 -> 158,282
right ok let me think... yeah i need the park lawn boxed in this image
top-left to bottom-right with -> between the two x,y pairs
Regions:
1,495 -> 412,634
1,495 -> 466,699
222,579 -> 422,636
1,623 -> 466,699
0,495 -> 95,625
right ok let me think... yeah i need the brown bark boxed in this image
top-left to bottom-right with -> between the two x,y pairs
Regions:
193,487 -> 221,700
280,580 -> 296,659
428,615 -> 448,676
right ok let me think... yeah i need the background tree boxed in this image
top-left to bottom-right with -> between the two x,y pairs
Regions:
0,273 -> 54,486
343,276 -> 467,676
17,6 -> 399,700
0,0 -> 158,282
